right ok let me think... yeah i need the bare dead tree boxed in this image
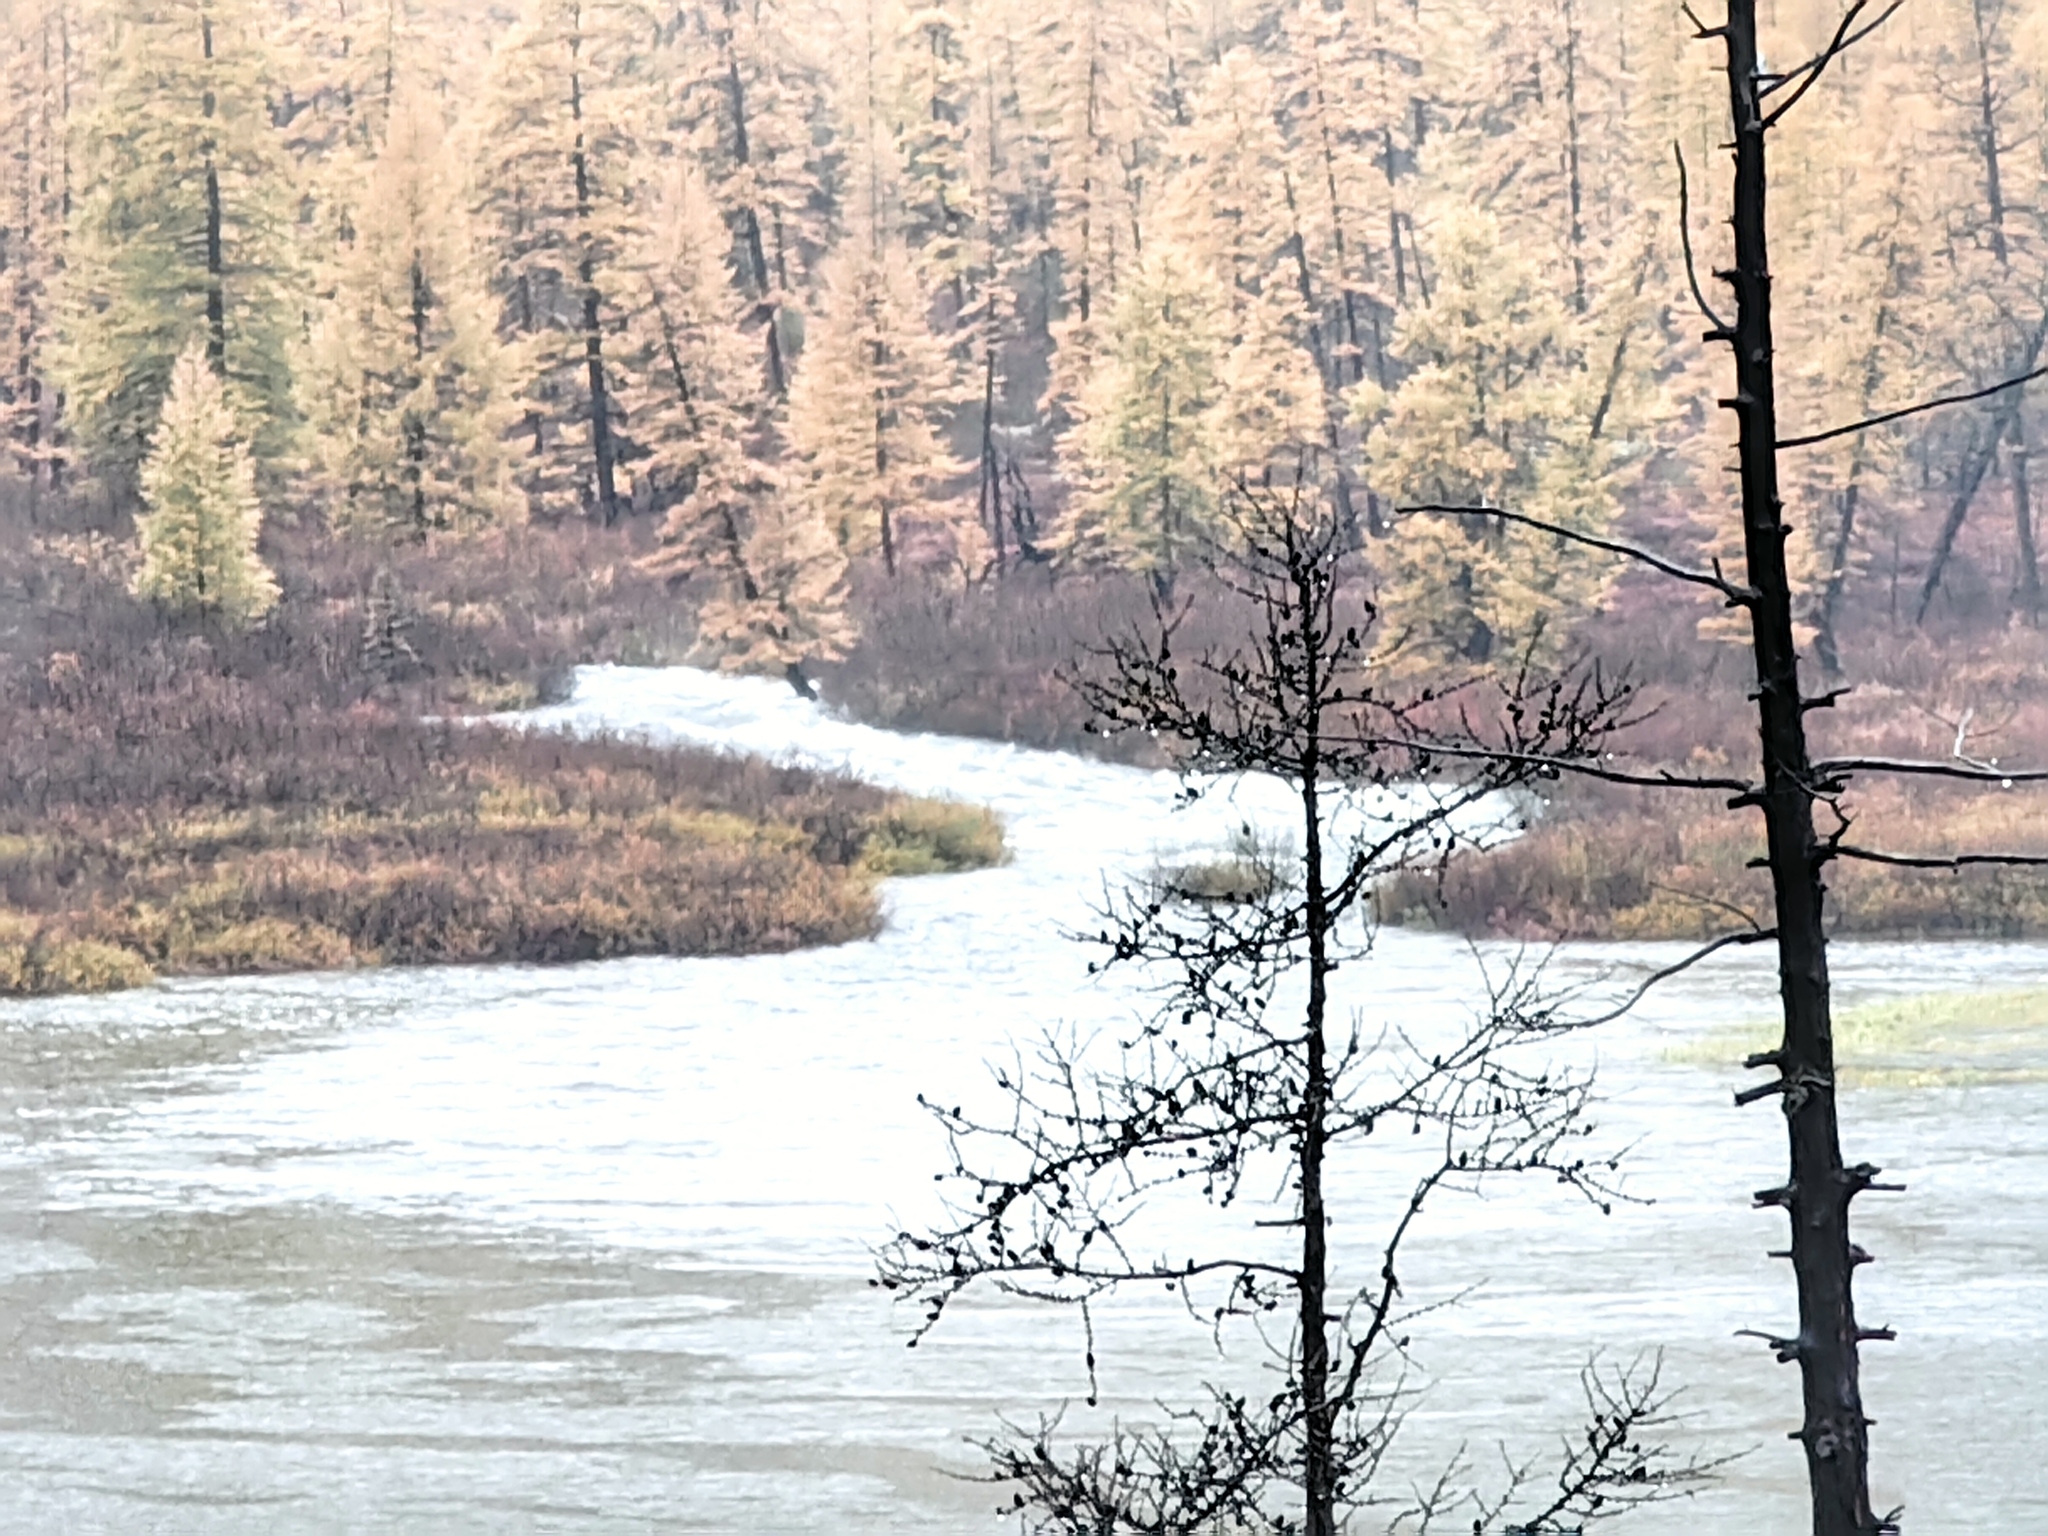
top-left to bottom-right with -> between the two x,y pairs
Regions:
1393,5 -> 2048,1530
878,481 -> 1713,1535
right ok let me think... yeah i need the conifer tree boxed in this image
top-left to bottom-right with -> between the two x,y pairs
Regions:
692,482 -> 857,685
62,0 -> 300,492
664,0 -> 828,400
784,233 -> 956,577
132,338 -> 278,625
1059,244 -> 1224,592
1355,207 -> 1644,666
627,161 -> 764,528
473,0 -> 654,524
629,165 -> 854,680
1158,47 -> 1327,489
782,0 -> 973,581
890,3 -> 974,312
0,0 -> 77,496
308,87 -> 517,537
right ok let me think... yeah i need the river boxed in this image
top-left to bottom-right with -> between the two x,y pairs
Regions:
3,663 -> 2044,1532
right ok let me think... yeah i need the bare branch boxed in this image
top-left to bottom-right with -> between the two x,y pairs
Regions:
1396,503 -> 1759,604
1345,732 -> 1755,795
1778,365 -> 2048,451
1829,845 -> 2048,871
1564,930 -> 1780,1030
1761,1 -> 1906,128
1675,144 -> 1733,337
1815,755 -> 2048,785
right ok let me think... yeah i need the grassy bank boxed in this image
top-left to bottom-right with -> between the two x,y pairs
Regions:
0,719 -> 1001,998
1666,988 -> 2048,1089
1378,778 -> 2048,943
0,488 -> 1002,1000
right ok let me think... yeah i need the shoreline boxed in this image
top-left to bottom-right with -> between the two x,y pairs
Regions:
0,709 -> 1004,1001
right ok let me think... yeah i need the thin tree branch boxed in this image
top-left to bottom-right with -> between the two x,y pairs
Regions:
1396,504 -> 1759,604
1778,365 -> 2048,451
1761,1 -> 1906,128
1815,755 -> 2048,784
1829,846 -> 2048,870
1566,930 -> 1780,1029
1343,732 -> 1755,795
1675,144 -> 1733,337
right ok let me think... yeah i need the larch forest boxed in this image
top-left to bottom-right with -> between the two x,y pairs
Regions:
5,0 -> 2048,1533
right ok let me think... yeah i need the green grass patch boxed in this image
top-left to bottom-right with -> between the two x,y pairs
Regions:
1665,987 -> 2048,1089
859,799 -> 1007,877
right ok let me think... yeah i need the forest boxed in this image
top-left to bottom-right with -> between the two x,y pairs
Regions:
4,1 -> 2048,1533
2,0 -> 2046,657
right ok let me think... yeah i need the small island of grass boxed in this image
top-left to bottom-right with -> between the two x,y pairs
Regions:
0,711 -> 1001,997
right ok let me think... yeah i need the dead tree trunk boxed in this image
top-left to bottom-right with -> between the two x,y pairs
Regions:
1712,8 -> 1889,1534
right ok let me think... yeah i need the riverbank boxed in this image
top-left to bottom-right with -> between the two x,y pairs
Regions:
0,708 -> 1000,997
0,495 -> 1001,999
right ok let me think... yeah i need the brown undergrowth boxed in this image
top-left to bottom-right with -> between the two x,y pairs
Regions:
0,485 -> 1001,998
1379,777 -> 2048,943
0,720 -> 1001,997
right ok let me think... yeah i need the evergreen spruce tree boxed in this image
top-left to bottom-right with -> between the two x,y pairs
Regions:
308,88 -> 518,537
132,338 -> 278,626
62,0 -> 299,492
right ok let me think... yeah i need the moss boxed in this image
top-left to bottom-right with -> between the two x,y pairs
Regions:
859,799 -> 1007,876
1666,988 -> 2048,1089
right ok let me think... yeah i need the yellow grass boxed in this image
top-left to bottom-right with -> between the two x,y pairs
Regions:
1665,988 -> 2048,1089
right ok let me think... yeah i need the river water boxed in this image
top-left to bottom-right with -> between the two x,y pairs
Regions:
2,664 -> 2044,1533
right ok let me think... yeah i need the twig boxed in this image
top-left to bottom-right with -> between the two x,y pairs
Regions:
1815,755 -> 2048,785
1778,365 -> 2048,451
1396,503 -> 1759,604
1566,930 -> 1779,1030
1344,732 -> 1755,795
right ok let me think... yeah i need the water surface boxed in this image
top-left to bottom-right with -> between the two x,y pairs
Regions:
3,664 -> 2043,1531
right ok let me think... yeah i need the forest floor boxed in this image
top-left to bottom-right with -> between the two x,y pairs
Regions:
0,489 -> 1000,998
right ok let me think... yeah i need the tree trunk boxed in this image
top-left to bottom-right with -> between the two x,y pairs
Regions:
1561,0 -> 1587,313
1297,613 -> 1334,1536
1718,9 -> 1883,1532
1971,0 -> 2009,270
407,252 -> 429,534
568,40 -> 618,528
2015,413 -> 2040,623
1915,323 -> 2048,624
200,13 -> 224,369
979,348 -> 1004,572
